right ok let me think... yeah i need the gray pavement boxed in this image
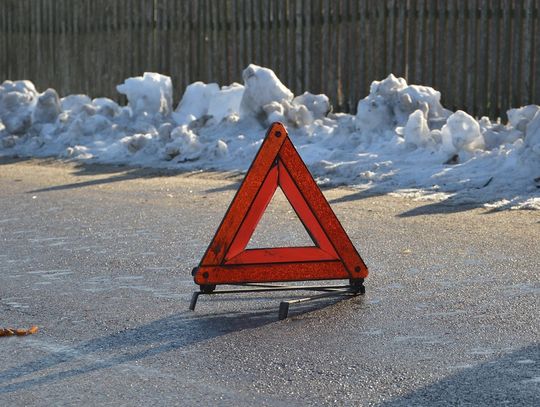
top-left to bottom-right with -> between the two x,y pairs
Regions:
0,158 -> 539,406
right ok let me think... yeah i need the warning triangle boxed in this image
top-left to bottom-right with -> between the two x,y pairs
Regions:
193,122 -> 368,286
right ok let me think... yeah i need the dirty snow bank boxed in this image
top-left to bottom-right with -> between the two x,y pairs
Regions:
0,64 -> 538,209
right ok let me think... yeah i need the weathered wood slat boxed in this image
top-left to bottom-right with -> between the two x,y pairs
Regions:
412,0 -> 423,83
394,0 -> 406,79
499,0 -> 512,118
521,0 -> 534,107
487,0 -> 500,119
435,0 -> 447,91
445,0 -> 457,111
476,0 -> 489,117
357,0 -> 368,98
244,0 -> 253,70
385,0 -> 394,76
303,0 -> 311,92
295,0 -> 304,95
236,0 -> 245,75
347,0 -> 358,109
328,0 -> 338,107
534,0 -> 540,107
311,0 -> 322,94
465,0 -> 476,114
510,0 -> 522,110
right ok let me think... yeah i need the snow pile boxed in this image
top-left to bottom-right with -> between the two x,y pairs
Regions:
0,64 -> 538,209
356,74 -> 451,134
117,72 -> 172,116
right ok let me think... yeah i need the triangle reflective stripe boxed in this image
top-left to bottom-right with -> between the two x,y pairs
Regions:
224,164 -> 279,261
194,123 -> 368,285
277,161 -> 338,258
224,161 -> 339,264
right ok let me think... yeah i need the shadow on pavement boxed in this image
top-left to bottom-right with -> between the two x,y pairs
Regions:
381,343 -> 540,406
396,200 -> 482,217
0,294 -> 352,393
327,186 -> 389,205
0,157 -> 242,194
0,310 -> 275,393
326,181 -> 529,217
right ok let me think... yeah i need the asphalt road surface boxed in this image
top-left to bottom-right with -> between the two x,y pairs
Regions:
0,158 -> 539,406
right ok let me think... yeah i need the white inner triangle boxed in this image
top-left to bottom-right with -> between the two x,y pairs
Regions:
246,187 -> 315,249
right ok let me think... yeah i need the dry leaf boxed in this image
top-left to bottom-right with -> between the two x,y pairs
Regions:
0,326 -> 39,337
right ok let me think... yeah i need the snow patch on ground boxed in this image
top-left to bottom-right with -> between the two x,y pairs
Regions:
1,65 -> 538,209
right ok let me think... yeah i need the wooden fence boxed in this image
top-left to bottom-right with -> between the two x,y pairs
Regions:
1,0 -> 539,119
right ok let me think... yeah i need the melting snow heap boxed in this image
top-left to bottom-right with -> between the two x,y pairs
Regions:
0,64 -> 538,209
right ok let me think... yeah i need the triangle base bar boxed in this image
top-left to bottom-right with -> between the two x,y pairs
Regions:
194,260 -> 353,285
188,281 -> 366,320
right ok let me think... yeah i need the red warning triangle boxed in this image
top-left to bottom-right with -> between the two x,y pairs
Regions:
193,122 -> 368,285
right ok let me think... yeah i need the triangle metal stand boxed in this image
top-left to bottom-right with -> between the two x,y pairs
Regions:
188,280 -> 365,320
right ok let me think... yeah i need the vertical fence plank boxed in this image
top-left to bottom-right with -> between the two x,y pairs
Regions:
237,0 -> 245,74
261,0 -> 269,71
208,0 -> 217,83
320,0 -> 329,98
328,0 -> 338,106
303,0 -> 311,92
226,0 -> 233,82
160,0 -> 170,77
443,0 -> 456,110
385,0 -> 395,76
476,0 -> 489,117
287,0 -> 296,91
487,0 -> 500,118
499,0 -> 511,118
510,0 -> 522,109
405,0 -> 414,82
268,0 -> 275,74
510,0 -> 523,107
465,0 -> 476,114
128,0 -> 137,77
252,0 -> 261,65
199,0 -> 207,82
356,0 -> 367,97
425,0 -> 437,86
534,0 -> 540,107
187,0 -> 196,81
295,0 -> 304,95
11,0 -> 18,80
275,0 -> 283,78
341,0 -> 351,110
5,0 -> 9,78
244,0 -> 253,69
434,0 -> 446,91
0,0 -> 5,80
413,0 -> 424,85
521,0 -> 534,107
375,0 -> 386,82
4,0 -> 11,79
347,0 -> 358,109
394,0 -> 406,79
23,0 -> 29,83
230,0 -> 238,81
310,0 -> 321,94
